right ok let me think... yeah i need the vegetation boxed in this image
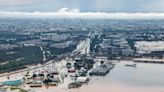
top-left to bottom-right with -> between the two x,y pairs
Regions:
0,46 -> 43,73
10,87 -> 28,92
90,35 -> 103,53
90,35 -> 99,52
127,39 -> 136,52
0,31 -> 38,44
47,45 -> 76,56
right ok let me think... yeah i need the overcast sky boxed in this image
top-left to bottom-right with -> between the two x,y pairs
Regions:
0,0 -> 164,12
1,0 -> 164,19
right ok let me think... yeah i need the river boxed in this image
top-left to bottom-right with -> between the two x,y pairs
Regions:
34,61 -> 164,92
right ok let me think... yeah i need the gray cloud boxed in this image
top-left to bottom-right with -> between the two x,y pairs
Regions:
1,8 -> 164,19
0,0 -> 164,12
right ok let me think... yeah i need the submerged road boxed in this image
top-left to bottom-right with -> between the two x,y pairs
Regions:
0,32 -> 93,78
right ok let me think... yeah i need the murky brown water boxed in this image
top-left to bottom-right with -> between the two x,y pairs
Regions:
35,61 -> 164,92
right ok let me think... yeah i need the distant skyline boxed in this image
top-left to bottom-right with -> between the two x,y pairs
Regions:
0,0 -> 164,12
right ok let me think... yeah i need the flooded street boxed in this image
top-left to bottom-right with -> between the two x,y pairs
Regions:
34,61 -> 164,92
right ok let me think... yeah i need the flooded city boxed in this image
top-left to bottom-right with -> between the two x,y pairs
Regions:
0,1 -> 164,91
26,61 -> 164,92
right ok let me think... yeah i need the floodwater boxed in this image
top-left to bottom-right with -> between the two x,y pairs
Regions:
35,61 -> 164,92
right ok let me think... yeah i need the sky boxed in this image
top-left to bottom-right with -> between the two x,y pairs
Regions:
1,0 -> 164,19
0,0 -> 164,12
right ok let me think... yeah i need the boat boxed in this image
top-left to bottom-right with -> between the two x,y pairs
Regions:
125,63 -> 137,67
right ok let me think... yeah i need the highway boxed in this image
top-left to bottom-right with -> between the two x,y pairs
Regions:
0,32 -> 93,78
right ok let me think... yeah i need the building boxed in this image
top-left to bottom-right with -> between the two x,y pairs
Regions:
41,33 -> 70,42
122,49 -> 134,56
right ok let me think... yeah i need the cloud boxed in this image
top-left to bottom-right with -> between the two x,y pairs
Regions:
58,8 -> 79,13
1,8 -> 164,19
1,0 -> 164,12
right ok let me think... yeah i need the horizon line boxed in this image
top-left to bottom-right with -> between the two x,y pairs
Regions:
1,8 -> 164,19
